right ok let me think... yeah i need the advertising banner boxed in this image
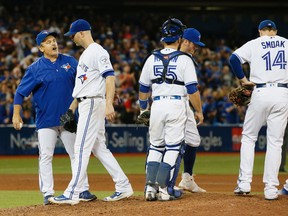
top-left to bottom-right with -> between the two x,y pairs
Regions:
0,125 -> 267,155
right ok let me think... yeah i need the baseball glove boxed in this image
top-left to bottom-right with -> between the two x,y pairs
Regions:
229,85 -> 254,106
60,109 -> 77,133
136,110 -> 150,126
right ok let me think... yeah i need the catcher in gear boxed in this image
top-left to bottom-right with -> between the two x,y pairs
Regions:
60,109 -> 77,133
139,17 -> 202,201
228,85 -> 254,106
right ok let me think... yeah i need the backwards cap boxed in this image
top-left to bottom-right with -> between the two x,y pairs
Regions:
160,17 -> 186,43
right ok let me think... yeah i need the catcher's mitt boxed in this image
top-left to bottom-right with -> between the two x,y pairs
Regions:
136,110 -> 150,126
229,85 -> 254,106
60,109 -> 77,133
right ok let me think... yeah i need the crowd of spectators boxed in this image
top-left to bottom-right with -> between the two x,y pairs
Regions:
0,3 -> 284,126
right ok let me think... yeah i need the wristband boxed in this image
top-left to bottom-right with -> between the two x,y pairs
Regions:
139,99 -> 148,110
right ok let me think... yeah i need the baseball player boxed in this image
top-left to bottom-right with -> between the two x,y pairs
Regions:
178,28 -> 206,193
279,179 -> 288,195
12,30 -> 95,205
49,19 -> 133,205
139,18 -> 203,201
229,20 -> 288,200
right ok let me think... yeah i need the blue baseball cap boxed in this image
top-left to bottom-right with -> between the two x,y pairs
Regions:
258,20 -> 277,30
64,19 -> 91,36
36,30 -> 57,46
183,28 -> 205,47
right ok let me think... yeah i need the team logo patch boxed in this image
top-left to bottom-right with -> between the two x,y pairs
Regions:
100,56 -> 109,65
79,62 -> 89,72
78,74 -> 87,84
61,63 -> 71,71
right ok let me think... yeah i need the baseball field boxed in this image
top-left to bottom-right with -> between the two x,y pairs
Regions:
0,153 -> 287,216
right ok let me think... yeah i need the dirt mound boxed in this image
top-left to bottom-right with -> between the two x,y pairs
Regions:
0,174 -> 287,216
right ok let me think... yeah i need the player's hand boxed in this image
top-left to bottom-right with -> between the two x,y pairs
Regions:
12,115 -> 23,130
106,103 -> 116,122
194,111 -> 204,126
239,77 -> 255,87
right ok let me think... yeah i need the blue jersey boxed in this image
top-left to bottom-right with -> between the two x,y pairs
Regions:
16,54 -> 77,129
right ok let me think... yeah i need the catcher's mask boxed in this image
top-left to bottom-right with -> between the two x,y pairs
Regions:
160,17 -> 186,43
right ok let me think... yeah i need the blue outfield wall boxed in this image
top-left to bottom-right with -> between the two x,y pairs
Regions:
0,124 -> 267,155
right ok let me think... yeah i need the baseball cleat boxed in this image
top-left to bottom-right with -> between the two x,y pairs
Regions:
103,191 -> 133,201
178,173 -> 206,193
157,187 -> 178,201
264,187 -> 279,200
234,186 -> 250,195
79,190 -> 97,202
48,195 -> 79,205
278,188 -> 288,195
265,194 -> 278,200
43,195 -> 53,205
144,185 -> 157,201
145,191 -> 157,201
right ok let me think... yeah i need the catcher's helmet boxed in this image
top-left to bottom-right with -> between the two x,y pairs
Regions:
160,17 -> 186,43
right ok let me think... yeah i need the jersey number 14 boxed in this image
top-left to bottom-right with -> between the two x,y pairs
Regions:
262,50 -> 287,70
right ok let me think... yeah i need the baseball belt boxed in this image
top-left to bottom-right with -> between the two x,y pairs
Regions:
255,83 -> 288,88
77,95 -> 104,103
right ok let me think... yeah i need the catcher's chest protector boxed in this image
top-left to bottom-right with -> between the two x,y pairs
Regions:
150,50 -> 192,86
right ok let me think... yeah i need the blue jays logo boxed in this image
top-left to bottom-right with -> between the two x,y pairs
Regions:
61,63 -> 71,71
78,74 -> 87,84
100,56 -> 109,65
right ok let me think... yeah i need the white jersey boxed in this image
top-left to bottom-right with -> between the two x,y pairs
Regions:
233,35 -> 288,83
64,44 -> 133,200
139,48 -> 198,97
234,34 -> 288,199
72,43 -> 114,98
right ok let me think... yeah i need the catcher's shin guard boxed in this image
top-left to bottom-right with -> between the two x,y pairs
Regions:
168,142 -> 185,188
156,162 -> 171,187
145,144 -> 165,176
146,161 -> 160,185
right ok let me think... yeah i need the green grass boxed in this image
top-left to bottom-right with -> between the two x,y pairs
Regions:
0,152 -> 286,208
0,191 -> 144,208
0,155 -> 145,175
0,153 -> 267,175
0,191 -> 41,208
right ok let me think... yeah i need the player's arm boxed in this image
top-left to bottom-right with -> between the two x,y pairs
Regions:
105,74 -> 116,122
12,66 -> 38,130
186,84 -> 203,125
68,98 -> 79,113
229,54 -> 255,86
138,84 -> 150,111
12,92 -> 24,130
138,59 -> 152,112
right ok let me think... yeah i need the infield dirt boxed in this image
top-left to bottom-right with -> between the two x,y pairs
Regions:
0,174 -> 287,216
